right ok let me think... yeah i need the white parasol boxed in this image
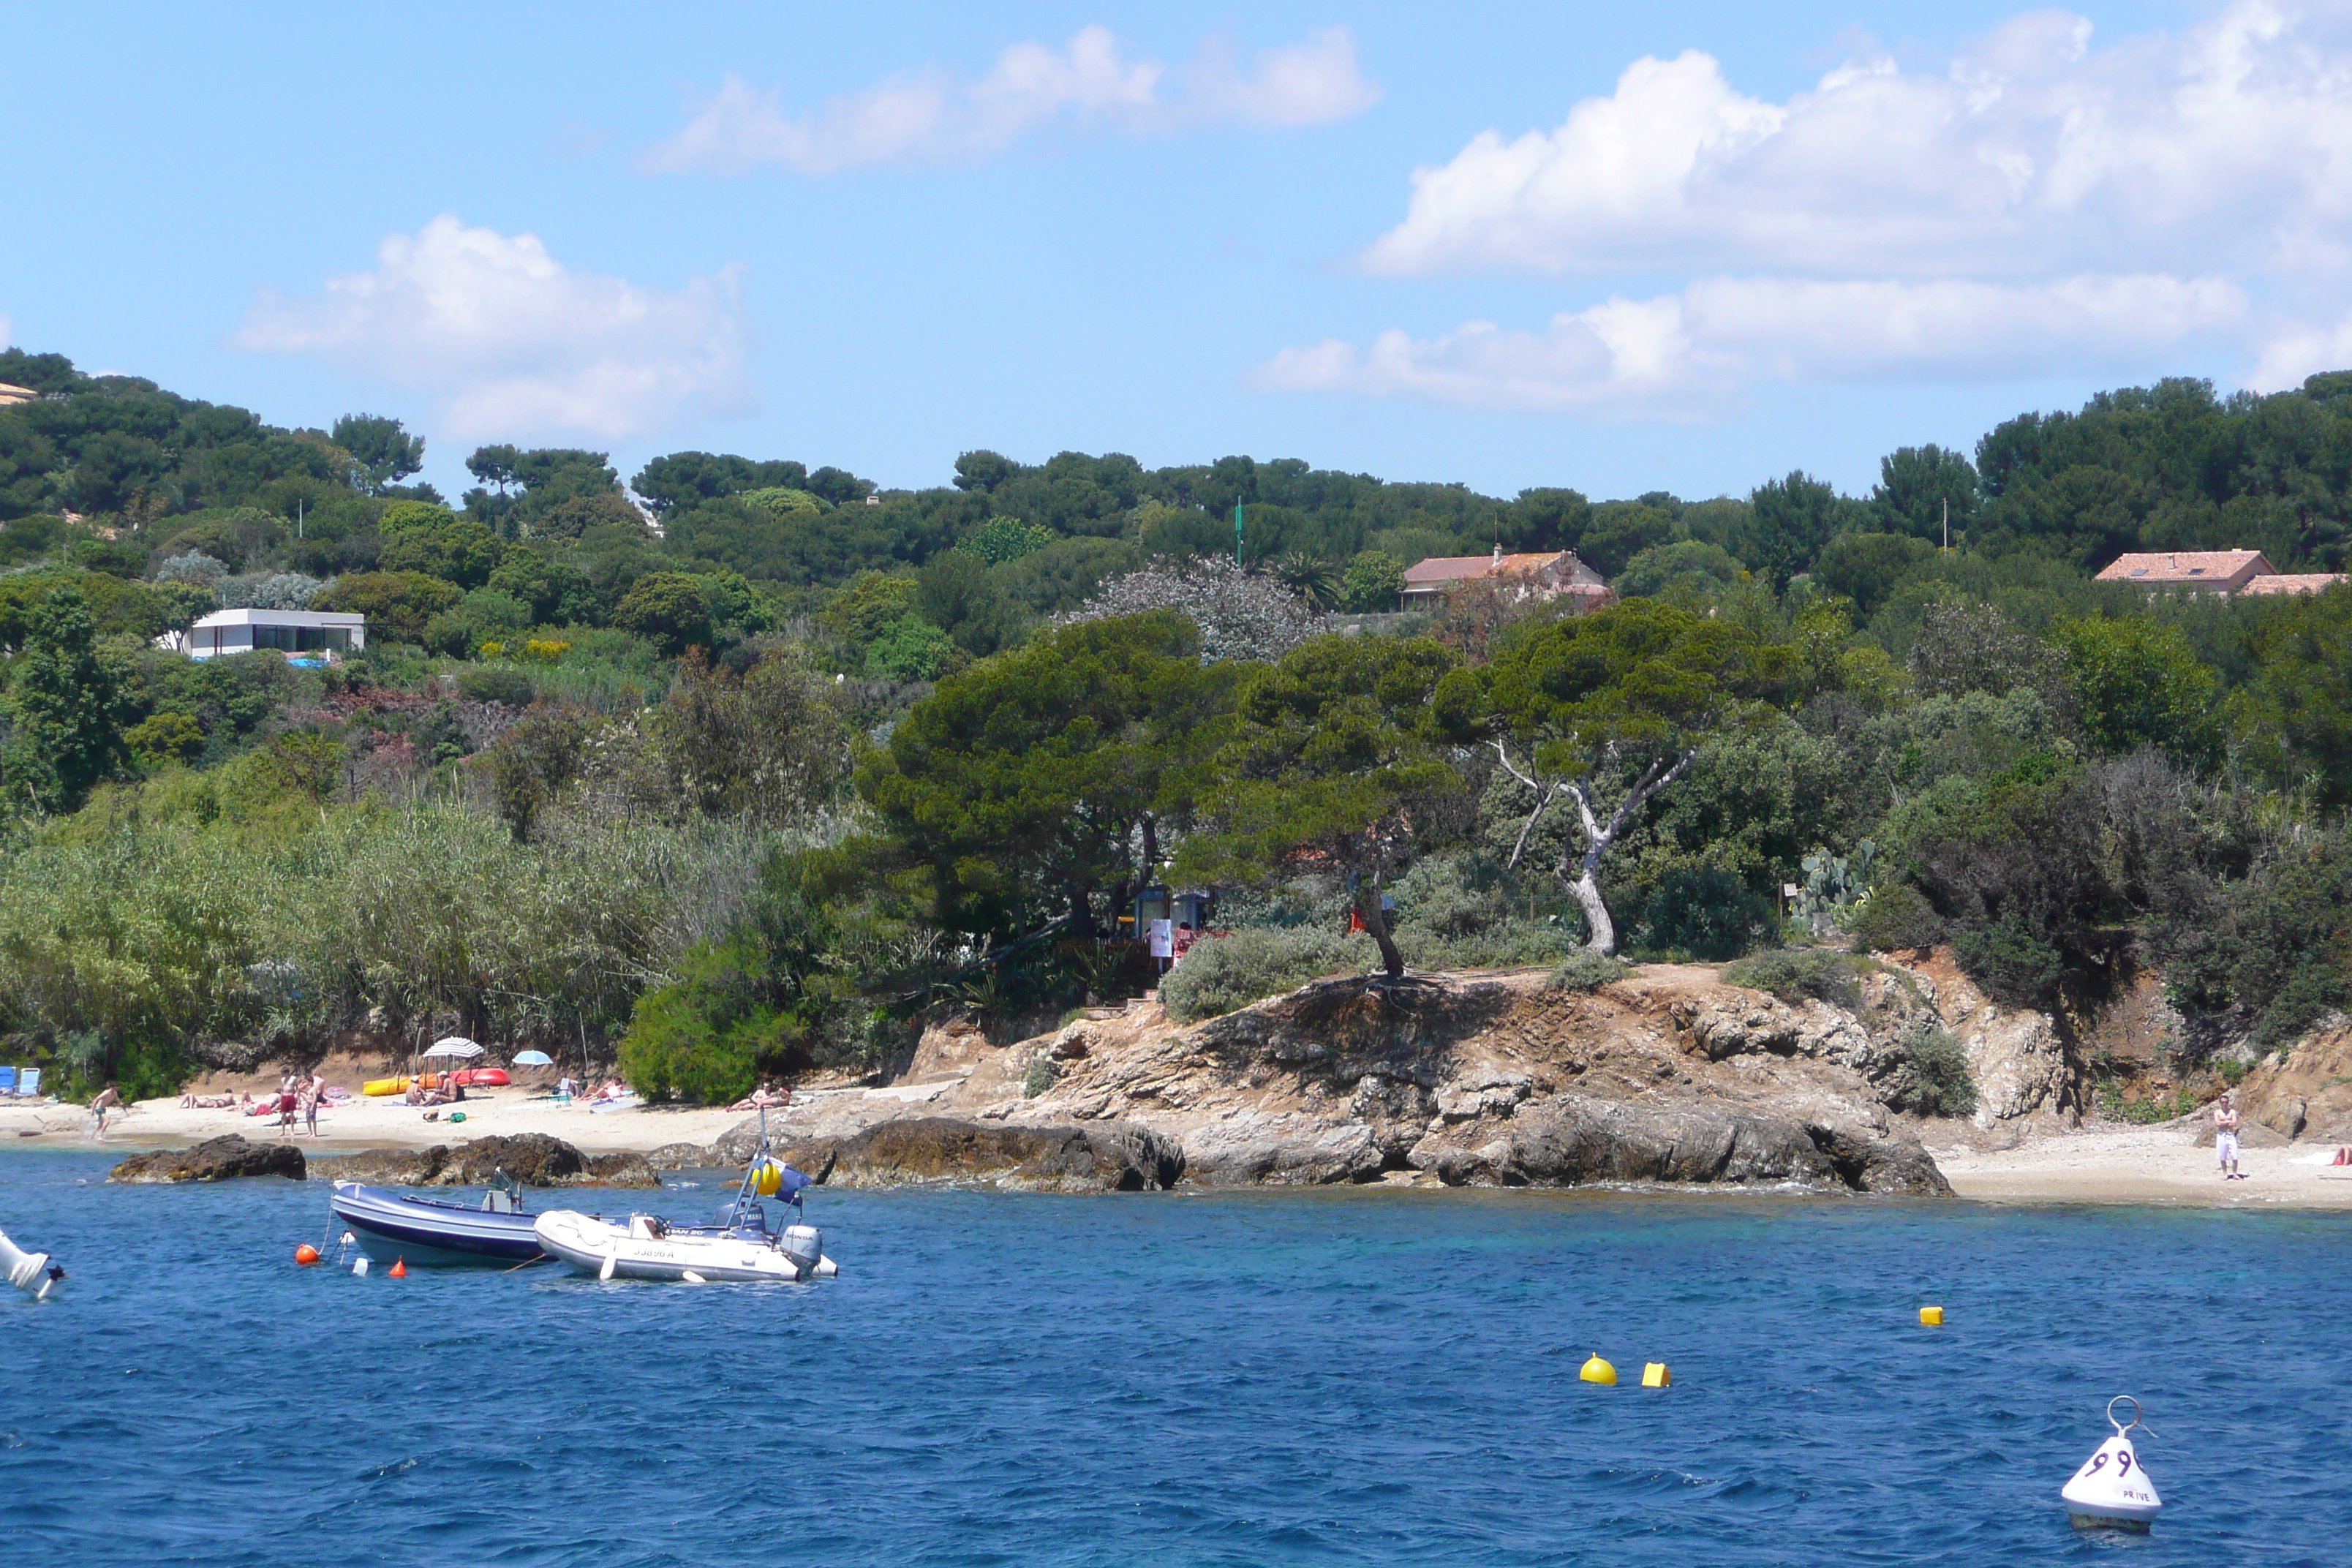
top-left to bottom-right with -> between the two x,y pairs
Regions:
510,1049 -> 554,1066
422,1037 -> 486,1060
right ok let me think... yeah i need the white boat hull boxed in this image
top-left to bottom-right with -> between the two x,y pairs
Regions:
534,1210 -> 836,1284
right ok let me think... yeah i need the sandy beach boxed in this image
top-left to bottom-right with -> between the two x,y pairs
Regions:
10,1076 -> 2352,1207
0,1078 -> 967,1160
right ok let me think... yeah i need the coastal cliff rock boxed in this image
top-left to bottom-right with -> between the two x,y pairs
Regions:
715,961 -> 1982,1195
2234,1026 -> 2352,1143
1001,965 -> 1953,1194
310,1133 -> 661,1188
1893,951 -> 2071,1129
781,1117 -> 1185,1192
110,1134 -> 306,1183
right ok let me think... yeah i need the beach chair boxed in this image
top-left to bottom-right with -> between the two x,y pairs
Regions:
0,1068 -> 15,1096
16,1069 -> 37,1097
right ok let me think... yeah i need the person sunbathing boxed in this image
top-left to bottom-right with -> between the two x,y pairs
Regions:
589,1079 -> 629,1104
724,1082 -> 792,1112
178,1093 -> 238,1109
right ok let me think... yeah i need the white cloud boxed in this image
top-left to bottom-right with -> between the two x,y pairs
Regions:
1272,3 -> 2352,416
1363,3 -> 2352,281
644,24 -> 1378,175
1253,274 -> 2247,416
233,216 -> 753,443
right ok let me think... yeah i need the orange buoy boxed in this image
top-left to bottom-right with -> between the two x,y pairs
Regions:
388,1257 -> 407,1278
294,1243 -> 321,1266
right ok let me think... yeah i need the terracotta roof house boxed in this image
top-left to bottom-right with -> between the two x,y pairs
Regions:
2093,550 -> 2276,594
1399,546 -> 1611,611
2239,573 -> 2347,596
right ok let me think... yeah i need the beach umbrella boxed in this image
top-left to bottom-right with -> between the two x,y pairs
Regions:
511,1049 -> 554,1067
423,1038 -> 485,1059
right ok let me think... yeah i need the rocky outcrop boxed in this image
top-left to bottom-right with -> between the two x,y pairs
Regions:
2234,1026 -> 2352,1144
780,1117 -> 1185,1192
110,1134 -> 306,1183
1894,950 -> 2071,1129
1411,1094 -> 1947,1193
704,961 -> 1994,1196
310,1133 -> 660,1188
644,1142 -> 714,1170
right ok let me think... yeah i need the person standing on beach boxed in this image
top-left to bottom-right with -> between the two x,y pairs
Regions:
301,1074 -> 323,1138
276,1073 -> 298,1137
89,1084 -> 122,1140
2214,1090 -> 2244,1180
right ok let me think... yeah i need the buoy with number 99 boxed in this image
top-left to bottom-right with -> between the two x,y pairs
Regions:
2062,1395 -> 2162,1531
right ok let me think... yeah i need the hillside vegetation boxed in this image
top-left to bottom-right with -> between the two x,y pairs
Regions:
4,345 -> 2352,1104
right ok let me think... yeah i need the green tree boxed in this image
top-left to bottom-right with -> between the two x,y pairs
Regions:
1,588 -> 132,815
915,551 -> 1029,656
2228,584 -> 2352,805
331,414 -> 426,494
1744,471 -> 1854,587
962,515 -> 1053,564
611,571 -> 714,655
313,570 -> 461,643
378,502 -> 504,588
2053,615 -> 2219,761
1449,598 -> 1793,954
859,611 -> 1234,940
1179,635 -> 1464,980
1339,549 -> 1406,612
1871,445 -> 1979,542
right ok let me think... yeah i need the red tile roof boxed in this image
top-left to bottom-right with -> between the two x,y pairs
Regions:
1401,549 -> 1607,589
2094,549 -> 2274,585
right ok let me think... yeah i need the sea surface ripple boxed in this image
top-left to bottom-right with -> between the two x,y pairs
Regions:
1,1150 -> 2345,1566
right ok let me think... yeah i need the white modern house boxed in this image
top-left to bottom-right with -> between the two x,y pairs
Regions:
181,608 -> 366,659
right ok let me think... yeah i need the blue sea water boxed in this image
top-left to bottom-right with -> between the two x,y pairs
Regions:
1,1150 -> 2346,1567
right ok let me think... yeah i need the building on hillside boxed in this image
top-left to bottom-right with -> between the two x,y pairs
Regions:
2239,572 -> 2347,596
2092,550 -> 2275,595
1398,546 -> 1611,612
178,608 -> 366,660
0,382 -> 38,407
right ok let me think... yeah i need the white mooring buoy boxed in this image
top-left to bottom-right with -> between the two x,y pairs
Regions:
2062,1395 -> 2162,1531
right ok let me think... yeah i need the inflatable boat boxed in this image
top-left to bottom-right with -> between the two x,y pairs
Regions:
534,1207 -> 836,1284
330,1180 -> 544,1266
0,1226 -> 64,1300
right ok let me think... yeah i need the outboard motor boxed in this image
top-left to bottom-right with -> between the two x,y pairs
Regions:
0,1226 -> 63,1301
780,1224 -> 823,1279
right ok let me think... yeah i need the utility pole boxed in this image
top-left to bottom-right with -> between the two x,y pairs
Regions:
1941,497 -> 1948,554
1235,502 -> 1244,565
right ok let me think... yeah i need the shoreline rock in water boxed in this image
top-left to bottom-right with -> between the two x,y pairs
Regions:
309,1133 -> 660,1188
780,1118 -> 1185,1192
110,1134 -> 306,1183
758,966 -> 1959,1195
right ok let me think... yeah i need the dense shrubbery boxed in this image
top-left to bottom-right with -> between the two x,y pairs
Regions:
15,345 -> 2352,1100
1895,1022 -> 1979,1119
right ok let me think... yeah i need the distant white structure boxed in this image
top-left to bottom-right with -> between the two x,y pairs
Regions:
181,608 -> 366,660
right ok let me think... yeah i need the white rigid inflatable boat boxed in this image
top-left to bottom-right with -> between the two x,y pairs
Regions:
535,1115 -> 837,1284
534,1207 -> 837,1283
0,1226 -> 65,1301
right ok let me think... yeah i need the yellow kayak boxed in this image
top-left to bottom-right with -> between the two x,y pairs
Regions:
362,1076 -> 411,1097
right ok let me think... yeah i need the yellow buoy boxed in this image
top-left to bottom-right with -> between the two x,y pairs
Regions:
1641,1362 -> 1670,1388
1579,1352 -> 1617,1385
752,1158 -> 783,1196
1920,1305 -> 1945,1326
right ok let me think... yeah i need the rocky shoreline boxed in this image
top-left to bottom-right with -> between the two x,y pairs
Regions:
84,952 -> 2352,1203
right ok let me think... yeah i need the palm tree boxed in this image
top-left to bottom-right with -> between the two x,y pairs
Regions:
1273,551 -> 1339,611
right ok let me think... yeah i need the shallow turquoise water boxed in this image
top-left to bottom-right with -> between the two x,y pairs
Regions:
1,1149 -> 2345,1566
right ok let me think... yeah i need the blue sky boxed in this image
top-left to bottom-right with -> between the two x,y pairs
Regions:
11,0 -> 2337,506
